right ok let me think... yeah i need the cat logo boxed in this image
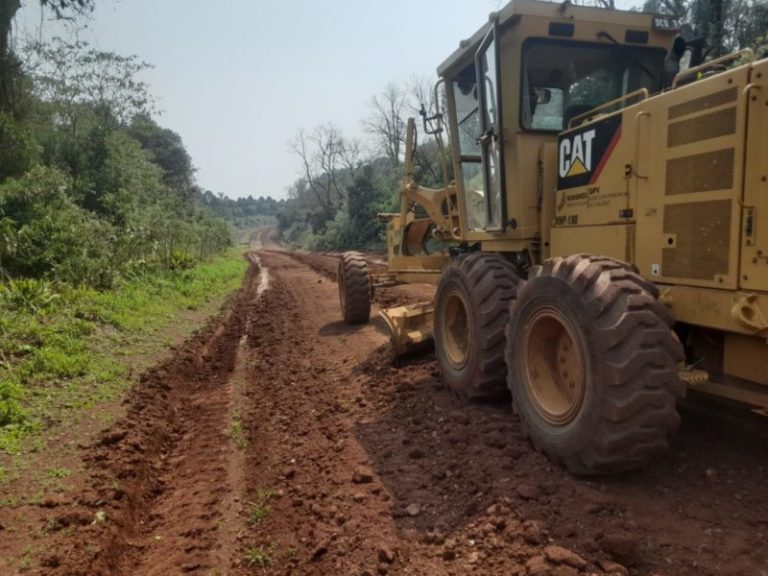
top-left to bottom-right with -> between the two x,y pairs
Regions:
559,129 -> 596,179
557,115 -> 622,191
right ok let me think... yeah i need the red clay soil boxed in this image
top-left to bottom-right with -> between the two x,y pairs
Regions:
11,249 -> 768,576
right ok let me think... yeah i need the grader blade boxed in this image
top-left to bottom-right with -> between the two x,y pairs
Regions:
379,302 -> 434,358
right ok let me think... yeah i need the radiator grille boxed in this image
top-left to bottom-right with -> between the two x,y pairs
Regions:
668,87 -> 738,120
662,200 -> 732,280
667,107 -> 736,147
665,148 -> 735,195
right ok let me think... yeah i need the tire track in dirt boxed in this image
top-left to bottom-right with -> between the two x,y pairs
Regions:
233,250 -> 768,576
36,256 -> 266,576
30,248 -> 768,576
232,251 -> 447,575
127,254 -> 271,575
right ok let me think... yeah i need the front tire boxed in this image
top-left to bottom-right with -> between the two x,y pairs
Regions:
506,254 -> 685,474
434,253 -> 521,401
338,251 -> 370,324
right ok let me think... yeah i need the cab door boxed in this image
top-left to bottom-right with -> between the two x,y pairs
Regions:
475,24 -> 506,231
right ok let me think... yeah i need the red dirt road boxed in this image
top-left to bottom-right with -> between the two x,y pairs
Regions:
12,249 -> 768,576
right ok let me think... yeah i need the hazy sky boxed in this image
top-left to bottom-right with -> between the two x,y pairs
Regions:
17,0 -> 638,200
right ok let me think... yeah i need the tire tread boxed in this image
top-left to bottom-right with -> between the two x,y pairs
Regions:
339,251 -> 371,324
507,254 -> 685,474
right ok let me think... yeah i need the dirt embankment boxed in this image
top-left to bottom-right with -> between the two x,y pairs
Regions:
10,249 -> 768,576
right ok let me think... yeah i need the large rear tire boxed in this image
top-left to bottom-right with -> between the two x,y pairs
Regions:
434,253 -> 521,401
338,251 -> 370,324
506,254 -> 685,474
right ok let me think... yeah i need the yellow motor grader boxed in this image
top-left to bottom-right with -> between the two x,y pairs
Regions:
337,0 -> 768,473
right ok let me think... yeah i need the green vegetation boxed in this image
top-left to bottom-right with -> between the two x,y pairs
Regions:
0,36 -> 232,289
45,467 -> 71,479
279,99 -> 448,252
231,412 -> 248,450
247,489 -> 276,525
203,193 -> 282,243
642,0 -> 768,58
0,248 -> 247,453
0,6 -> 280,453
243,545 -> 274,568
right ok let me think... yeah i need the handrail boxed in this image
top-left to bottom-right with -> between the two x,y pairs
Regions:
568,88 -> 649,129
672,48 -> 755,89
633,111 -> 650,180
743,83 -> 761,100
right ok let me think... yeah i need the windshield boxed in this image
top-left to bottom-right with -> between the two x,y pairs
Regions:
521,39 -> 665,131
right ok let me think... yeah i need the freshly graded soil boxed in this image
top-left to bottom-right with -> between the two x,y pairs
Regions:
11,248 -> 768,576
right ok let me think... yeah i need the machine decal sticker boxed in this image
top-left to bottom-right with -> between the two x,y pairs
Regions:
557,115 -> 622,190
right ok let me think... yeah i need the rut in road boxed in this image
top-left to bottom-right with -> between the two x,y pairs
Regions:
35,249 -> 768,576
37,256 -> 266,575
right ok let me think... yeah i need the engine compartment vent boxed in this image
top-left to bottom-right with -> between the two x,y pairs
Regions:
662,200 -> 732,280
665,148 -> 735,195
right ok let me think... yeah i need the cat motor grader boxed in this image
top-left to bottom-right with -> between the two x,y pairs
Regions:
337,0 -> 768,473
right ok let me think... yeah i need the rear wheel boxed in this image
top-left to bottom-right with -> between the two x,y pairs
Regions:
434,253 -> 521,401
338,251 -> 370,324
506,254 -> 685,474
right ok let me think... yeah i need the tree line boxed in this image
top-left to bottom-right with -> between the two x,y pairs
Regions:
202,192 -> 283,242
0,2 -> 279,290
278,77 -> 448,251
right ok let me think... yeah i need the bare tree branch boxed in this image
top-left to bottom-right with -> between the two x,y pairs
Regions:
289,123 -> 358,215
362,81 -> 407,167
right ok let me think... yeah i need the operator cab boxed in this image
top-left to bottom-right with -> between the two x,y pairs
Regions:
438,0 -> 677,240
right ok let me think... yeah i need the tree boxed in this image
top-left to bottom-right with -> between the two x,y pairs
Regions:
27,37 -> 154,131
0,214 -> 16,274
406,74 -> 438,117
735,0 -> 768,55
0,0 -> 94,113
346,164 -> 381,247
129,114 -> 195,199
643,0 -> 768,56
289,123 -> 358,217
38,0 -> 93,19
25,37 -> 155,208
363,82 -> 407,167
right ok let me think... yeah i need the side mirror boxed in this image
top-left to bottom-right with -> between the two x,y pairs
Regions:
419,103 -> 443,136
420,79 -> 446,136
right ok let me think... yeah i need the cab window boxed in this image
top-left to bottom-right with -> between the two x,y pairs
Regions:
452,64 -> 487,231
521,39 -> 665,131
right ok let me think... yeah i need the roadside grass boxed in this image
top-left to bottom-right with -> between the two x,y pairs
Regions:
231,412 -> 248,450
45,467 -> 71,479
17,545 -> 45,571
243,545 -> 274,568
0,247 -> 248,454
247,489 -> 276,525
